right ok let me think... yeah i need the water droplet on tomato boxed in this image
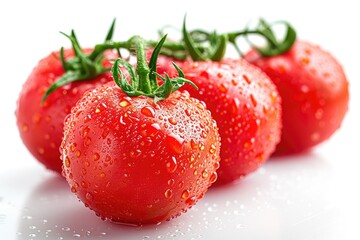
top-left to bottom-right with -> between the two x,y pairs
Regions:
168,179 -> 175,186
167,134 -> 184,154
211,160 -> 219,170
22,124 -> 29,132
198,142 -> 205,151
93,153 -> 100,161
210,172 -> 218,183
311,132 -> 320,142
38,147 -> 45,154
141,106 -> 155,117
71,186 -> 77,193
81,126 -> 90,137
85,137 -> 91,146
164,189 -> 173,199
190,139 -> 198,150
185,196 -> 196,205
250,94 -> 257,107
315,109 -> 324,120
130,149 -> 142,158
81,181 -> 88,188
182,190 -> 190,199
166,156 -> 178,173
168,117 -> 177,125
100,172 -> 106,178
209,144 -> 216,154
189,154 -> 195,162
119,98 -> 131,107
219,83 -> 228,92
64,157 -> 71,168
86,192 -> 94,201
202,170 -> 209,179
75,150 -> 81,157
70,143 -> 77,152
243,74 -> 251,84
200,70 -> 209,79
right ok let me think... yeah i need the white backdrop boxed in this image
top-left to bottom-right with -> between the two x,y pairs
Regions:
1,0 -> 359,239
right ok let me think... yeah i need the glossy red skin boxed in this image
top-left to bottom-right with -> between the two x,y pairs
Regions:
16,49 -> 115,173
245,40 -> 349,155
169,58 -> 282,185
60,87 -> 220,225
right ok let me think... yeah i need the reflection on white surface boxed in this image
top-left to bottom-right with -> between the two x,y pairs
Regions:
1,151 -> 357,240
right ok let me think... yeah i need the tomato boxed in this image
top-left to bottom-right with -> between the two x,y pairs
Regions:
60,36 -> 221,225
60,85 -> 220,224
16,49 -> 115,173
173,58 -> 282,185
245,40 -> 349,155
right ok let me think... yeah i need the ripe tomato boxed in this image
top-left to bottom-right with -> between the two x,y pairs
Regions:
176,58 -> 282,184
245,40 -> 349,155
61,85 -> 220,224
16,49 -> 115,173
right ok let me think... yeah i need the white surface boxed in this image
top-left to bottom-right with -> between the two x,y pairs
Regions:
1,0 -> 359,239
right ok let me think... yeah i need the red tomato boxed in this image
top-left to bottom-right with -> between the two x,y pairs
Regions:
172,58 -> 282,185
16,49 -> 115,173
60,86 -> 221,224
245,40 -> 349,155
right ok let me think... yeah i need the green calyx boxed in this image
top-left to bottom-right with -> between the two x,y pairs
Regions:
112,35 -> 197,103
42,19 -> 117,102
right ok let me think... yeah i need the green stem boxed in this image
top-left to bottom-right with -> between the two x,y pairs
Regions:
129,36 -> 151,94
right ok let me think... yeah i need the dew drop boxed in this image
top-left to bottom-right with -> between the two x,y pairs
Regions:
85,137 -> 91,146
189,154 -> 195,162
100,172 -> 106,178
82,126 -> 90,137
168,179 -> 175,186
315,109 -> 324,120
190,139 -> 198,150
86,192 -> 94,201
198,142 -> 205,151
243,74 -> 251,84
75,150 -> 81,157
209,144 -> 216,154
70,143 -> 77,152
210,172 -> 218,183
250,94 -> 257,107
141,106 -> 155,117
219,83 -> 228,92
164,189 -> 173,199
167,134 -> 184,154
130,149 -> 142,158
71,186 -> 77,193
168,117 -> 177,125
93,153 -> 100,161
202,170 -> 209,179
166,157 -> 178,173
22,124 -> 29,132
38,147 -> 45,154
182,190 -> 190,199
81,181 -> 88,188
64,157 -> 71,168
185,196 -> 196,205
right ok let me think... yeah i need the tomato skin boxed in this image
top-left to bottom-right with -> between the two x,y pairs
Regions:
16,49 -> 114,173
60,86 -> 220,225
245,40 -> 349,155
177,59 -> 282,185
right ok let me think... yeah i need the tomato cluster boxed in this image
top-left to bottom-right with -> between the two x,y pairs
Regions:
16,18 -> 349,225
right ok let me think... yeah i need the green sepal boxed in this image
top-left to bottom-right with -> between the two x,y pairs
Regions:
42,19 -> 117,103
